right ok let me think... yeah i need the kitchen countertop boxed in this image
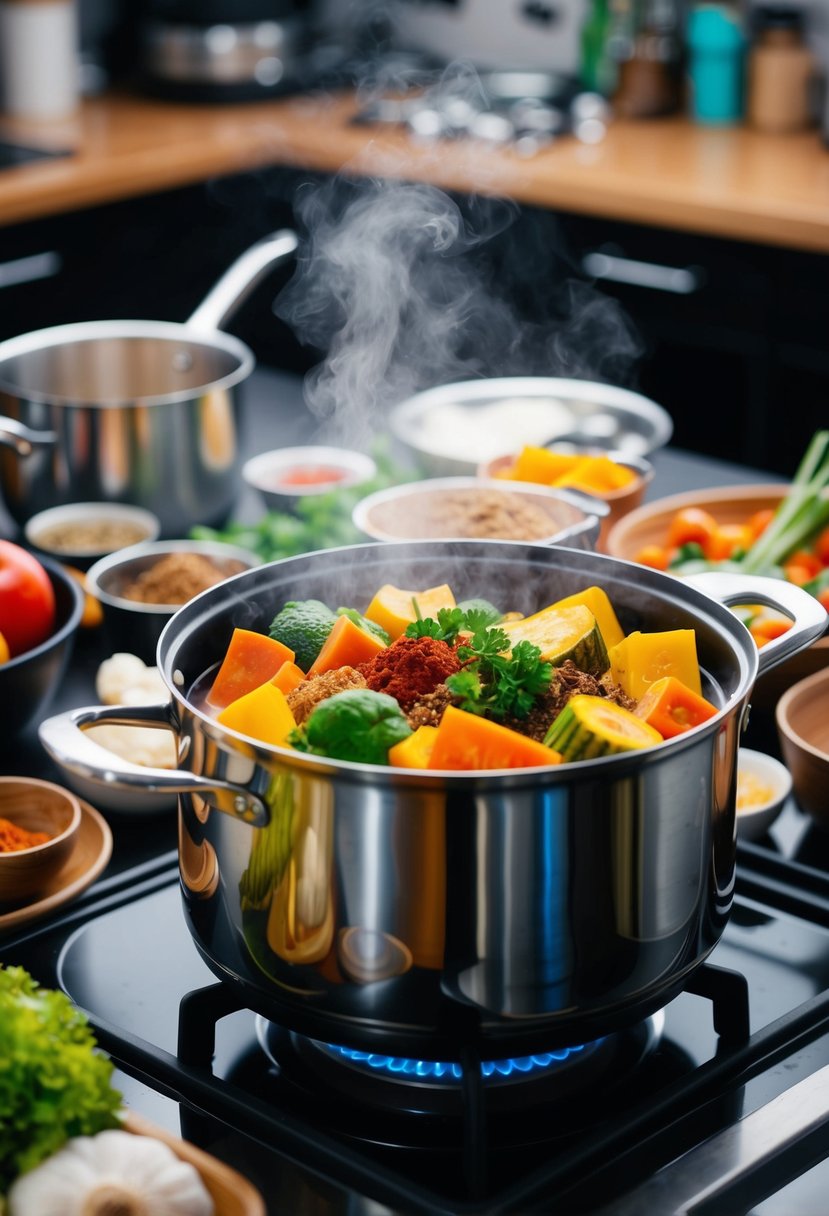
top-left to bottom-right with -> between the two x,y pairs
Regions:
2,91 -> 829,251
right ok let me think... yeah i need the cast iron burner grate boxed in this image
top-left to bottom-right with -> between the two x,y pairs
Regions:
256,1017 -> 662,1121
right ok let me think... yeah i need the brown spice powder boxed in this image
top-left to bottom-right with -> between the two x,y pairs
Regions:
120,553 -> 245,606
287,666 -> 368,726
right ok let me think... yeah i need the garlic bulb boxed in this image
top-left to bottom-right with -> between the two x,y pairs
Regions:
7,1129 -> 214,1216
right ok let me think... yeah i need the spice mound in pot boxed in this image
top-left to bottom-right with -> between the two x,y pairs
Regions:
360,636 -> 461,709
0,816 -> 50,852
370,488 -> 561,541
120,552 -> 246,606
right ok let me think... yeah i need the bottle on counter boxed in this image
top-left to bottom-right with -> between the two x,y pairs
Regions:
0,0 -> 79,120
747,5 -> 815,133
686,2 -> 746,124
612,0 -> 684,118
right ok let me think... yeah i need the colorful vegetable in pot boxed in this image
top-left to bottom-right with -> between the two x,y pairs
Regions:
543,695 -> 663,758
364,583 -> 457,641
501,603 -> 610,675
633,675 -> 718,738
290,689 -> 412,765
207,628 -> 295,709
428,705 -> 562,770
609,629 -> 702,699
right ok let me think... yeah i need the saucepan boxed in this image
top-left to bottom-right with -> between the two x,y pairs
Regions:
39,541 -> 827,1059
0,229 -> 298,536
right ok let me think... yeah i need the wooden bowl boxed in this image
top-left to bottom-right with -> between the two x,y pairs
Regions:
479,450 -> 653,552
776,667 -> 829,827
605,483 -> 829,708
0,778 -> 82,904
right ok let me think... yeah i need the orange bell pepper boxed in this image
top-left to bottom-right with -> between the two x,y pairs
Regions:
389,725 -> 439,768
306,614 -> 387,677
427,706 -> 562,770
207,628 -> 295,709
633,675 -> 718,739
634,544 -> 670,571
666,507 -> 719,553
749,617 -> 793,647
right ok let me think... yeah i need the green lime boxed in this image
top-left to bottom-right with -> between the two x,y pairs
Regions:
268,599 -> 337,672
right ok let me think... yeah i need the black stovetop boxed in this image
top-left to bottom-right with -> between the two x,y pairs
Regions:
5,831 -> 829,1216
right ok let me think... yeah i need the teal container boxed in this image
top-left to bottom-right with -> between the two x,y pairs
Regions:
687,4 -> 746,124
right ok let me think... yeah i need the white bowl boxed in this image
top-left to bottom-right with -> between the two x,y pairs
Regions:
25,502 -> 161,570
735,748 -> 792,841
242,446 -> 377,512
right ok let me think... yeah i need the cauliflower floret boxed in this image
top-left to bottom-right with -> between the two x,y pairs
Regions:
93,653 -> 174,769
96,653 -> 167,706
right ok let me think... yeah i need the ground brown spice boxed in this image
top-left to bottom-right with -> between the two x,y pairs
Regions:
502,661 -> 636,741
405,685 -> 458,729
370,488 -> 558,541
120,553 -> 245,606
287,666 -> 367,726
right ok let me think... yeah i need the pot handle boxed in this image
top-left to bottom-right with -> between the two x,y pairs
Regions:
186,229 -> 299,335
38,703 -> 269,828
684,571 -> 828,677
0,415 -> 57,456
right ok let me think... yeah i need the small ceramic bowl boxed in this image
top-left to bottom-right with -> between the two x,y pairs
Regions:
735,748 -> 792,841
478,449 -> 653,552
25,502 -> 161,570
0,777 -> 82,904
242,446 -> 377,513
352,477 -> 607,550
86,539 -> 260,665
776,667 -> 829,826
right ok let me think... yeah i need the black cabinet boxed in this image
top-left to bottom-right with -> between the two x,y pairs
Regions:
0,168 -> 824,477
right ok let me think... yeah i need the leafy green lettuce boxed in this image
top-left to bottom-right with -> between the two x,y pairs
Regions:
0,965 -> 122,1191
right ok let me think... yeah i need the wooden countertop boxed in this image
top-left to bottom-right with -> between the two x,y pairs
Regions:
3,91 -> 829,251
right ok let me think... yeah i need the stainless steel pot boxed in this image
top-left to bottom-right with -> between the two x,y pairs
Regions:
39,541 -> 827,1058
0,230 -> 298,536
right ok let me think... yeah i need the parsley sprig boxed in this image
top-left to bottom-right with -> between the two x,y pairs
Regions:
405,608 -> 552,720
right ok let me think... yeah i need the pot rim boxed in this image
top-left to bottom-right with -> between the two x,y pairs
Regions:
0,319 -> 254,408
156,539 -> 769,781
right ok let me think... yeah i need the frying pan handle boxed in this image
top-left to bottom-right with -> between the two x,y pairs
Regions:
186,229 -> 299,335
684,571 -> 828,677
38,703 -> 269,828
0,415 -> 56,456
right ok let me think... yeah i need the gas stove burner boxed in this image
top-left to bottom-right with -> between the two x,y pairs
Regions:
322,1040 -> 592,1085
255,1013 -> 664,1126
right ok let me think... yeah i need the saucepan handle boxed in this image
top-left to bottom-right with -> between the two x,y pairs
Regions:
38,703 -> 269,828
186,229 -> 299,334
0,415 -> 57,456
684,571 -> 828,677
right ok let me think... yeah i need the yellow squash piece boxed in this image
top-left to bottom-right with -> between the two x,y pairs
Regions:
217,681 -> 297,748
512,446 -> 581,483
501,603 -> 609,674
543,694 -> 663,759
543,586 -> 625,649
389,725 -> 439,769
609,629 -> 702,700
364,583 -> 456,641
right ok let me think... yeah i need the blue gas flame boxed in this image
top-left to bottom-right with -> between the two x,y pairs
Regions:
324,1042 -> 592,1082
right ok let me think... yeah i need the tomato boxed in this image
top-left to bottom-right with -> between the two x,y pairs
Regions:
666,507 -> 719,553
0,540 -> 56,656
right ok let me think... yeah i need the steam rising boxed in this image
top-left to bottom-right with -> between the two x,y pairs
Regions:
275,118 -> 642,450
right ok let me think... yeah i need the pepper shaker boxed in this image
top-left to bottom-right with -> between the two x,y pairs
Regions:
0,0 -> 79,120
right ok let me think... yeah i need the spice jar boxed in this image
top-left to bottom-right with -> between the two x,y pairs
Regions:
0,0 -> 79,120
747,5 -> 815,134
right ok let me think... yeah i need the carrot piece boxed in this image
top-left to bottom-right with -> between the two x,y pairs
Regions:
666,507 -> 719,551
389,725 -> 439,769
306,614 -> 387,677
207,628 -> 295,709
784,550 -> 822,581
749,617 -> 793,647
271,660 -> 306,696
427,705 -> 562,771
747,507 -> 776,541
633,675 -> 718,739
815,525 -> 829,566
634,544 -> 670,571
706,523 -> 753,561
